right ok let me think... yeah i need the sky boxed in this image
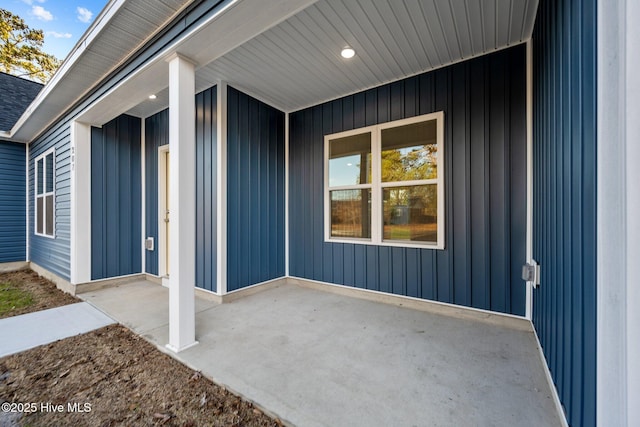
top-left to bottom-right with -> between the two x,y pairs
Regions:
3,0 -> 107,60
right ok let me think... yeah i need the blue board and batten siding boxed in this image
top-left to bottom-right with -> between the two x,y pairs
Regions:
289,46 -> 527,316
144,87 -> 218,291
532,0 -> 597,425
90,114 -> 142,280
28,124 -> 71,280
0,141 -> 26,262
195,87 -> 218,292
144,109 -> 168,276
21,0 -> 228,281
227,87 -> 285,291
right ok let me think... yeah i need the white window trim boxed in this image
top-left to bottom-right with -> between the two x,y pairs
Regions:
34,148 -> 56,239
324,112 -> 445,250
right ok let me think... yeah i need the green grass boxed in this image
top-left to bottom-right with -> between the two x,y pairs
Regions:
0,283 -> 34,316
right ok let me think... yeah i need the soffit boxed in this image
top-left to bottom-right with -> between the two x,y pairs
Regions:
12,0 -> 539,140
206,0 -> 538,113
126,0 -> 538,118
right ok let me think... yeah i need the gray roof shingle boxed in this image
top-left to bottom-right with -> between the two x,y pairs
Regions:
0,72 -> 43,132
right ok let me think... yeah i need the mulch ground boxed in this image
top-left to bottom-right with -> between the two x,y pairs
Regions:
0,270 -> 282,426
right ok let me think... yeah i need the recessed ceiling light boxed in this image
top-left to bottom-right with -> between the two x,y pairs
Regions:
341,47 -> 355,59
148,94 -> 157,100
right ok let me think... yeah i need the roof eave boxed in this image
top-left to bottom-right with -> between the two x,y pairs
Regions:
9,0 -> 199,143
8,0 -> 128,142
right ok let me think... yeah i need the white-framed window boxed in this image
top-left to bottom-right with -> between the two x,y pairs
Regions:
324,112 -> 444,249
35,149 -> 55,238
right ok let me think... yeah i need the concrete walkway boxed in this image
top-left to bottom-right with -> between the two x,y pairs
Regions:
80,281 -> 563,427
0,302 -> 115,358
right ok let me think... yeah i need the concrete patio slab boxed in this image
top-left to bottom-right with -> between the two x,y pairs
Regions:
79,280 -> 214,334
81,281 -> 563,427
0,302 -> 115,358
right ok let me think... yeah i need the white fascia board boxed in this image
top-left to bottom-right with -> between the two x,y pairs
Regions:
73,0 -> 241,125
70,0 -> 317,126
176,0 -> 318,65
8,0 -> 128,138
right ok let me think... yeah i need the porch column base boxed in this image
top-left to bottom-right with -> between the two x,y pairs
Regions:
166,341 -> 199,354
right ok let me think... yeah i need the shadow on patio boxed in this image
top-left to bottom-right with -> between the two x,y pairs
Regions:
80,281 -> 562,427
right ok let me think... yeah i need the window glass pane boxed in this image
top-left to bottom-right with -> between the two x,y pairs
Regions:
37,159 -> 44,195
383,185 -> 437,243
329,132 -> 371,186
381,120 -> 438,182
45,195 -> 54,236
36,197 -> 44,234
45,153 -> 54,193
330,189 -> 371,238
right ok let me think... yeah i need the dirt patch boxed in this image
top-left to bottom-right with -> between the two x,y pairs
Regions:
0,325 -> 282,426
0,271 -> 282,426
0,270 -> 79,319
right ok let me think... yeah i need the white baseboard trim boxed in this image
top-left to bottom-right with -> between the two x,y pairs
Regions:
0,261 -> 29,273
287,276 -> 532,331
193,277 -> 287,304
189,275 -> 531,330
29,262 -> 75,295
145,274 -> 162,285
74,273 -> 148,294
221,277 -> 286,303
194,286 -> 222,303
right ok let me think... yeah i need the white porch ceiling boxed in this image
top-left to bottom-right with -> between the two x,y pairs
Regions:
128,0 -> 539,117
11,0 -> 539,141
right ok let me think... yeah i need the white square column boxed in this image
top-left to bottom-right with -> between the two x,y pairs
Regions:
70,121 -> 92,285
598,0 -> 640,424
166,53 -> 198,353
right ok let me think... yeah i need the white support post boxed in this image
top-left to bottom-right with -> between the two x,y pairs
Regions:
140,119 -> 146,275
625,3 -> 640,421
216,81 -> 228,295
70,121 -> 92,285
166,53 -> 198,353
597,0 -> 640,425
25,143 -> 30,262
285,112 -> 290,277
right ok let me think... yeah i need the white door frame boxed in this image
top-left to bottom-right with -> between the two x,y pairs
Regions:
158,144 -> 169,284
525,40 -> 535,320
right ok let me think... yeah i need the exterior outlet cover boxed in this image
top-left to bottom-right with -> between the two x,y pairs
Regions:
145,237 -> 154,251
522,264 -> 535,282
521,260 -> 540,288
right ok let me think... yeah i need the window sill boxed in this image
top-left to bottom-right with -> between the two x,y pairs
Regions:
325,237 -> 444,250
34,233 -> 56,240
